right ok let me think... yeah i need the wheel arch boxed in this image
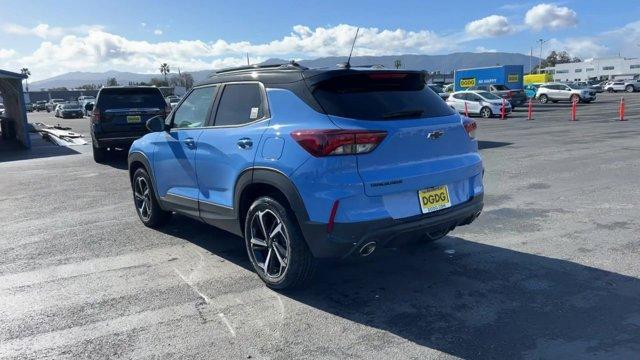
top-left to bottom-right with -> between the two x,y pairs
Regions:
234,167 -> 309,235
128,151 -> 163,204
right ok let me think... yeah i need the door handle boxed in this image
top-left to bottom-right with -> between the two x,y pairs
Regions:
237,138 -> 253,150
183,137 -> 196,149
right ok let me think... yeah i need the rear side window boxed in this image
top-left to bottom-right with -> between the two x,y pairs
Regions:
493,85 -> 509,90
312,72 -> 454,120
97,88 -> 165,109
172,86 -> 217,129
214,83 -> 266,127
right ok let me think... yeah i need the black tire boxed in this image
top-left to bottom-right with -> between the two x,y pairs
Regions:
132,168 -> 171,228
607,88 -> 614,93
539,94 -> 549,104
626,85 -> 635,93
570,94 -> 580,103
244,196 -> 315,290
92,142 -> 107,163
479,106 -> 492,118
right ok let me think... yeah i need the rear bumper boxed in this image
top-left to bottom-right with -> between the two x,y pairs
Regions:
93,134 -> 146,148
299,193 -> 483,258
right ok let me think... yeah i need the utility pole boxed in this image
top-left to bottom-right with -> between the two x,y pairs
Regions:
246,53 -> 250,66
530,47 -> 533,74
537,39 -> 548,74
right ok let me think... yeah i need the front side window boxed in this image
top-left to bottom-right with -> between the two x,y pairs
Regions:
172,86 -> 217,129
214,83 -> 266,127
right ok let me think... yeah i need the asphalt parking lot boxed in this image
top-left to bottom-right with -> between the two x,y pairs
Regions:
1,92 -> 640,359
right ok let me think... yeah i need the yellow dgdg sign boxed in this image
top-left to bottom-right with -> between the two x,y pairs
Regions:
460,78 -> 476,88
508,74 -> 519,82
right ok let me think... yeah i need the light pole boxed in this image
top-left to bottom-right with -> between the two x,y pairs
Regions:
537,39 -> 548,74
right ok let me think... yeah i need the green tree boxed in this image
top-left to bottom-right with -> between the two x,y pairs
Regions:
159,63 -> 170,84
79,84 -> 98,90
106,77 -> 119,86
394,59 -> 402,69
20,68 -> 31,91
149,77 -> 168,87
533,51 -> 581,73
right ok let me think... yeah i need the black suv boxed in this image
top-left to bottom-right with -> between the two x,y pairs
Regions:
90,87 -> 169,162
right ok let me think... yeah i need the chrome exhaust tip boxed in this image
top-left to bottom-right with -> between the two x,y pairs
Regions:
359,242 -> 377,257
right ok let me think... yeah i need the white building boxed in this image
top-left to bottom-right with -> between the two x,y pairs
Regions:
543,57 -> 640,82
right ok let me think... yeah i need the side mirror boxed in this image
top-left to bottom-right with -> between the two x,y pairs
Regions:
146,115 -> 166,132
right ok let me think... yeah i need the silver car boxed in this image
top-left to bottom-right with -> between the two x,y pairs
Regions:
536,82 -> 596,104
604,80 -> 639,93
446,90 -> 512,118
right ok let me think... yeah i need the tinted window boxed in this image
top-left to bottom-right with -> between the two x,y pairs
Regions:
214,84 -> 265,126
476,91 -> 500,100
466,93 -> 481,101
62,104 -> 81,109
493,85 -> 509,90
172,86 -> 217,129
98,88 -> 165,109
452,93 -> 464,100
313,72 -> 454,120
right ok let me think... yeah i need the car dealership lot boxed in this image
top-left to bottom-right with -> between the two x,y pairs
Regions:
2,93 -> 640,359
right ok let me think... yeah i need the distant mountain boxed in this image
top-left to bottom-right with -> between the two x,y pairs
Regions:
263,52 -> 539,73
29,52 -> 538,90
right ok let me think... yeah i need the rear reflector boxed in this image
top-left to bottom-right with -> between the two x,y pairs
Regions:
291,129 -> 387,157
327,200 -> 340,233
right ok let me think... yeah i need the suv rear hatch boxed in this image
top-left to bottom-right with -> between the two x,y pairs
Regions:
309,71 -> 482,202
94,88 -> 168,134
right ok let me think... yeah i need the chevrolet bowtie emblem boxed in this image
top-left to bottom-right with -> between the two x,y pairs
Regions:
427,130 -> 444,140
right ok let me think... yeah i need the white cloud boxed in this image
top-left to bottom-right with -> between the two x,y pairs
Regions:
141,22 -> 147,28
465,15 -> 514,38
1,23 -> 104,39
545,38 -> 608,59
2,24 -> 460,80
0,48 -> 17,59
153,29 -> 162,35
475,46 -> 497,53
525,3 -> 578,30
2,23 -> 65,39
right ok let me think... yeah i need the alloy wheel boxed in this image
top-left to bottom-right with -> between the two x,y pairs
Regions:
133,176 -> 152,221
249,209 -> 290,279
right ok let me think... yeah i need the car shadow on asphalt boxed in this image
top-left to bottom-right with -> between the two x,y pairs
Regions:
478,140 -> 512,150
161,214 -> 640,358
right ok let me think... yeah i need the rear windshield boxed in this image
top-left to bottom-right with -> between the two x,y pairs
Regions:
312,72 -> 454,120
98,88 -> 165,109
493,85 -> 510,90
62,104 -> 81,109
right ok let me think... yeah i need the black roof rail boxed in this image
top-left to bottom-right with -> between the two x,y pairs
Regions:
214,61 -> 308,75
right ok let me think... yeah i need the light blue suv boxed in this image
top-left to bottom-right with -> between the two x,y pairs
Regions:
128,63 -> 484,289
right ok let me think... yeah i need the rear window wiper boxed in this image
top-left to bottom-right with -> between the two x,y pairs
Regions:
382,110 -> 424,119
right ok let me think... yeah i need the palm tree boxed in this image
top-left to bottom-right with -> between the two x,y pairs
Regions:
159,63 -> 170,85
20,68 -> 31,91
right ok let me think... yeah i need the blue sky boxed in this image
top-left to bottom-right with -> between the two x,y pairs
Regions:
1,0 -> 639,80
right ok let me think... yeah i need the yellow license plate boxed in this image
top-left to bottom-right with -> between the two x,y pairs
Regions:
126,115 -> 141,123
418,185 -> 451,214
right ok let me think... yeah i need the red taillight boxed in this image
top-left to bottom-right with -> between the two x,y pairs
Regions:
291,130 -> 387,157
462,117 -> 477,139
91,107 -> 100,123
